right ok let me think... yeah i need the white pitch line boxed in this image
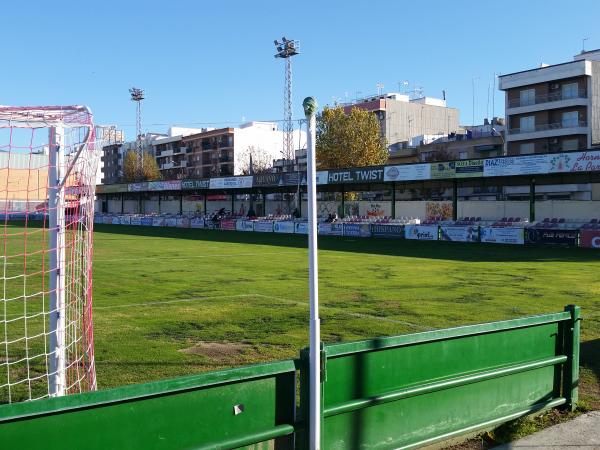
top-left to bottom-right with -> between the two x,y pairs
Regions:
94,291 -> 432,331
93,251 -> 300,263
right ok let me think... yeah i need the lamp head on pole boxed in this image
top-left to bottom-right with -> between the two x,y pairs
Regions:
303,97 -> 318,117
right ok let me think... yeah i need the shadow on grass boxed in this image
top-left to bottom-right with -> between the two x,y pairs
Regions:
93,223 -> 600,263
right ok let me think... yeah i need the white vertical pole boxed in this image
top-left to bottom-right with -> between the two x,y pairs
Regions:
48,126 -> 66,397
303,97 -> 320,450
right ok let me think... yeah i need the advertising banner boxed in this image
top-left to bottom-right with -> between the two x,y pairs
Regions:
480,227 -> 524,244
370,223 -> 405,238
190,218 -> 205,228
318,223 -> 343,236
440,225 -> 479,242
274,221 -> 295,234
384,164 -> 431,182
525,228 -> 579,246
236,220 -> 255,232
283,172 -> 307,186
327,167 -> 384,184
580,230 -> 600,248
181,179 -> 210,190
547,151 -> 600,174
295,222 -> 308,234
431,160 -> 484,179
94,215 -> 104,224
130,216 -> 141,226
119,216 -> 131,225
315,171 -> 328,185
255,220 -> 274,232
165,217 -> 178,227
96,184 -> 128,194
343,223 -> 372,237
148,180 -> 182,191
128,182 -> 148,192
405,225 -> 439,240
209,176 -> 253,190
219,219 -> 236,230
176,217 -> 190,228
152,217 -> 165,227
484,155 -> 549,177
111,216 -> 121,225
253,173 -> 286,187
141,217 -> 154,226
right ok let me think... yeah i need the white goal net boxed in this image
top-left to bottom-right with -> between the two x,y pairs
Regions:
0,106 -> 100,403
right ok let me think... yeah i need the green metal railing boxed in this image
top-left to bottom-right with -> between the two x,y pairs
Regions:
0,306 -> 580,450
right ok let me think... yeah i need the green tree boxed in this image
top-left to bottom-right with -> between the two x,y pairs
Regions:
316,106 -> 388,169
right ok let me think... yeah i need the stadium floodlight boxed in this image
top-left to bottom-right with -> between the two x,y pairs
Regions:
0,105 -> 101,403
303,96 -> 320,450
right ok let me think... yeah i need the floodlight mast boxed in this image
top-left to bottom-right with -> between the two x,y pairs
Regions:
274,37 -> 300,162
129,87 -> 145,179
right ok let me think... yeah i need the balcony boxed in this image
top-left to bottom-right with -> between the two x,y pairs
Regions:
507,120 -> 588,141
173,146 -> 189,155
508,89 -> 587,108
157,149 -> 173,158
507,89 -> 588,114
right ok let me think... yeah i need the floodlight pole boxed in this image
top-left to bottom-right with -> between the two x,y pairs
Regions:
48,126 -> 66,397
304,97 -> 320,450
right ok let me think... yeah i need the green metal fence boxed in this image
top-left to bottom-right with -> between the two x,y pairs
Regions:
0,306 -> 580,450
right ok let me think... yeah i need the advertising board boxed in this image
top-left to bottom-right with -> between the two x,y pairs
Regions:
219,219 -> 236,230
369,224 -> 405,238
130,216 -> 142,226
190,218 -> 205,228
318,223 -> 343,236
405,225 -> 438,240
255,221 -> 274,232
440,225 -> 479,242
342,223 -> 372,237
273,221 -> 295,234
236,220 -> 255,232
580,230 -> 600,248
176,217 -> 190,228
525,228 -> 579,246
141,217 -> 153,226
480,227 -> 524,244
384,164 -> 430,182
295,222 -> 308,234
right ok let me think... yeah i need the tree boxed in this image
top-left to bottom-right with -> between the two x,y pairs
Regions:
239,145 -> 273,175
122,150 -> 161,182
122,151 -> 138,182
141,151 -> 161,181
316,106 -> 388,169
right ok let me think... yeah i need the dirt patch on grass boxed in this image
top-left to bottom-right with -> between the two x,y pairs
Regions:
179,341 -> 251,361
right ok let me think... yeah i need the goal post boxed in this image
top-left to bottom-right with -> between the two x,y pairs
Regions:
0,106 -> 101,404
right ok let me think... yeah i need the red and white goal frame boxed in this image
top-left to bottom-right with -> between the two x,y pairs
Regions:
0,106 -> 101,403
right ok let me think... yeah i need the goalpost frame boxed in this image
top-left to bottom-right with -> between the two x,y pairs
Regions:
48,126 -> 66,397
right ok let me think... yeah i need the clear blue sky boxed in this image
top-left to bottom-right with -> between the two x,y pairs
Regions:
2,0 -> 600,137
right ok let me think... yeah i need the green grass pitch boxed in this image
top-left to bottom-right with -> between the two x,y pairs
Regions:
89,224 -> 600,410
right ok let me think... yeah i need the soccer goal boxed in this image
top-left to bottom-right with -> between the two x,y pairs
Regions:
0,106 -> 101,404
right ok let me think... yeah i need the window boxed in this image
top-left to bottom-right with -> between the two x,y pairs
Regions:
562,139 -> 579,151
562,111 -> 579,128
562,83 -> 579,99
520,143 -> 535,155
520,116 -> 535,132
519,89 -> 535,106
459,151 -> 468,160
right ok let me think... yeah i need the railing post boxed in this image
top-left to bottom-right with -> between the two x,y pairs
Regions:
563,304 -> 581,411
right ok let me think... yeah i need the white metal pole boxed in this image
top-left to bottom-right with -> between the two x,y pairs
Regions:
303,97 -> 320,450
48,126 -> 66,397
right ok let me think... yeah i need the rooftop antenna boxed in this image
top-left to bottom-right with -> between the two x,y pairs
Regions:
582,36 -> 589,53
376,82 -> 384,95
274,37 -> 300,161
129,87 -> 145,179
355,90 -> 362,103
399,80 -> 409,94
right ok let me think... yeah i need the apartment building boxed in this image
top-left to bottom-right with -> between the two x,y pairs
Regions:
499,49 -> 600,155
100,133 -> 162,184
155,122 -> 306,179
342,93 -> 461,154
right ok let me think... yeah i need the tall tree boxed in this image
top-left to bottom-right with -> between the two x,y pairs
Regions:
122,150 -> 161,182
122,151 -> 138,182
316,106 -> 388,169
239,146 -> 273,175
141,151 -> 161,181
